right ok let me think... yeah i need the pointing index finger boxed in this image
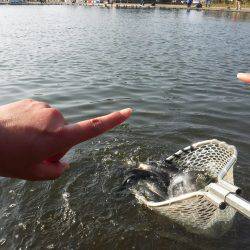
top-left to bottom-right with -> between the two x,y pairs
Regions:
62,108 -> 132,147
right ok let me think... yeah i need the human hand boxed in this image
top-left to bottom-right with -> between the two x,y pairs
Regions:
0,99 -> 132,181
237,73 -> 250,83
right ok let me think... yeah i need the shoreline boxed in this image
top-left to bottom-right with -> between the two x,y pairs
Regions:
1,2 -> 250,13
111,3 -> 250,13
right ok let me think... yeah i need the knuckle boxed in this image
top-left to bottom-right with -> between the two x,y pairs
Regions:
89,118 -> 104,133
48,108 -> 62,118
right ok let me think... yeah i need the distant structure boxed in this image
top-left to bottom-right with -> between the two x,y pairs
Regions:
64,0 -> 101,4
9,0 -> 24,4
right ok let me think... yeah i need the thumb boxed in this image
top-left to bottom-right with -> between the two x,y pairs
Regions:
29,161 -> 68,181
237,73 -> 250,83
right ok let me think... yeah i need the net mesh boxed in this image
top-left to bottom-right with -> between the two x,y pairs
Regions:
142,139 -> 237,236
169,140 -> 236,182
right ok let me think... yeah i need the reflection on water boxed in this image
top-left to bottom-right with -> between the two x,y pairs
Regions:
203,9 -> 250,22
0,6 -> 250,250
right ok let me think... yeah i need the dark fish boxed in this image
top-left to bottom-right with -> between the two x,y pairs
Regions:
122,169 -> 157,187
122,162 -> 173,202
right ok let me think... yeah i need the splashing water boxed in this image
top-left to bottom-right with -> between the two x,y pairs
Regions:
167,172 -> 197,198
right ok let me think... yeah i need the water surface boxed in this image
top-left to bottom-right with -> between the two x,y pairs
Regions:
0,6 -> 250,249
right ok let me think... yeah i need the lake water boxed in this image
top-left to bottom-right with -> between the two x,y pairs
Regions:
0,5 -> 250,249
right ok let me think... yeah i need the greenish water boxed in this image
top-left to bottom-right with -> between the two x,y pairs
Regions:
0,6 -> 250,249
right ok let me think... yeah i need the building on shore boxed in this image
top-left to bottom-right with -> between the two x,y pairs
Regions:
9,0 -> 24,4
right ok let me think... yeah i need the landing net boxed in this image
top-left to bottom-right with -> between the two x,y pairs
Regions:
136,139 -> 238,236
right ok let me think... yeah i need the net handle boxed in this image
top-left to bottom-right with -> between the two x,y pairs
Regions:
207,183 -> 250,218
225,193 -> 250,219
